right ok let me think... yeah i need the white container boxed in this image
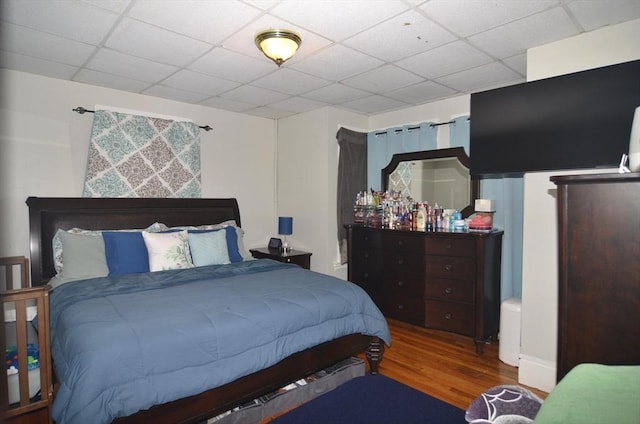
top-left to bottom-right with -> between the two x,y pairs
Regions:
499,297 -> 522,366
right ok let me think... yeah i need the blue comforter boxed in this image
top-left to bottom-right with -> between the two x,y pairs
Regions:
49,259 -> 391,424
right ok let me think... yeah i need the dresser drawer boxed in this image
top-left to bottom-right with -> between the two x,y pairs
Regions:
382,251 -> 425,274
425,237 -> 475,257
351,227 -> 382,249
425,300 -> 474,336
381,295 -> 425,325
425,278 -> 474,303
381,270 -> 424,297
426,256 -> 475,280
381,232 -> 425,252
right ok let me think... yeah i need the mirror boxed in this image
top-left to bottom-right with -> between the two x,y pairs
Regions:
382,147 -> 478,218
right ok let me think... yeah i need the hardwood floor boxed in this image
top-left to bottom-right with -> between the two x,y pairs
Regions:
361,318 -> 548,410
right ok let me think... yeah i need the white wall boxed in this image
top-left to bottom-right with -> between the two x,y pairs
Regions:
0,69 -> 276,259
518,18 -> 640,392
277,107 -> 368,277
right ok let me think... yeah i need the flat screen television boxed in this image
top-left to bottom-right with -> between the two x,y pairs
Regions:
470,60 -> 640,176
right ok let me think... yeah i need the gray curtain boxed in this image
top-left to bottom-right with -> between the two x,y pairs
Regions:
337,127 -> 367,264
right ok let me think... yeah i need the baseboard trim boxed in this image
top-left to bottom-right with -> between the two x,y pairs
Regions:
518,354 -> 556,393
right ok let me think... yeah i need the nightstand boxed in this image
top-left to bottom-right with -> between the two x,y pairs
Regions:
250,248 -> 312,270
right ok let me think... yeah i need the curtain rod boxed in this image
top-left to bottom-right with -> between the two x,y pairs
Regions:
375,117 -> 470,136
72,106 -> 213,132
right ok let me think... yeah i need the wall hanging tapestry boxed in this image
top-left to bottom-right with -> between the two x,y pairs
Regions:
83,109 -> 201,198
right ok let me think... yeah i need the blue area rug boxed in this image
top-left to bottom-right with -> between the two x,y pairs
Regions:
272,374 -> 465,424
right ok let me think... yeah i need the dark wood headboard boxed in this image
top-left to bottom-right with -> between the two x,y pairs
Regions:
26,197 -> 241,286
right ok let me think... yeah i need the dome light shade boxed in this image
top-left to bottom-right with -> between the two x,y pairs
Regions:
255,29 -> 301,66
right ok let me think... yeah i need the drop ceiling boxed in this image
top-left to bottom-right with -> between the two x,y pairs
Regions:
1,0 -> 639,119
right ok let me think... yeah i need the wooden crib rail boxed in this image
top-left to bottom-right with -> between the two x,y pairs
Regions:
0,256 -> 30,290
1,286 -> 52,424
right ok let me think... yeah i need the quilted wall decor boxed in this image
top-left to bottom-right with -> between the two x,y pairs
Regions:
83,109 -> 201,198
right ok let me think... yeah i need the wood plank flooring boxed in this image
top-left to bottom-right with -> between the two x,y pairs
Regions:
361,318 -> 547,411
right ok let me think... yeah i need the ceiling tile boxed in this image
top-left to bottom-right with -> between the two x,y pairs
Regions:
435,62 -> 523,93
161,69 -> 241,96
74,68 -> 151,92
268,96 -> 329,113
342,64 -> 424,93
0,50 -> 79,80
105,18 -> 212,66
86,49 -> 179,83
301,83 -> 371,104
420,0 -> 560,37
220,84 -> 290,105
189,48 -> 275,83
469,7 -> 579,59
199,96 -> 257,113
243,106 -> 295,119
268,0 -> 410,41
142,84 -> 211,103
340,95 -> 408,114
127,0 -> 261,44
384,80 -> 458,104
3,0 -> 119,45
1,23 -> 96,66
567,0 -> 640,31
396,40 -> 493,79
345,10 -> 456,62
251,68 -> 330,95
291,45 -> 383,82
502,53 -> 527,76
81,0 -> 132,14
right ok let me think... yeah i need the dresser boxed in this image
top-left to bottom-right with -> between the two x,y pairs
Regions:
346,225 -> 503,353
551,172 -> 640,381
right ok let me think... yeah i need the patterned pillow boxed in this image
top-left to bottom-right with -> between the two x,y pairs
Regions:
465,385 -> 544,424
142,230 -> 193,272
188,230 -> 230,266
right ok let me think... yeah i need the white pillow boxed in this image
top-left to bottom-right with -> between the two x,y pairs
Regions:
142,230 -> 193,272
188,230 -> 230,266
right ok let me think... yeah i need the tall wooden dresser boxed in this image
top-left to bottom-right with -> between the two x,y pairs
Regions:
551,172 -> 640,381
346,225 -> 503,353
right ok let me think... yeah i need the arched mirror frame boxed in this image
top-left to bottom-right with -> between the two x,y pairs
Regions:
381,147 -> 479,218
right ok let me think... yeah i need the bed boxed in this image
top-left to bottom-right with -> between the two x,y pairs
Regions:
26,197 -> 390,424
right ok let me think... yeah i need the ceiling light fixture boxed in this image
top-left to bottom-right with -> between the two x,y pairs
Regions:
255,29 -> 301,67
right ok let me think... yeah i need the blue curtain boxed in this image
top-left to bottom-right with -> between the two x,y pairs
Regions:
367,123 -> 437,190
449,116 -> 470,155
480,175 -> 524,300
452,114 -> 524,300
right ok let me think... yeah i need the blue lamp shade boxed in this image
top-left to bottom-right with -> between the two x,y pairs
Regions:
278,216 -> 293,236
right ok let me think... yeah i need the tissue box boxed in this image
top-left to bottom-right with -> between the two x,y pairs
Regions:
475,199 -> 495,212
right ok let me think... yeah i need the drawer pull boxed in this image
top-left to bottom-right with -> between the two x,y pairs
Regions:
397,240 -> 404,246
363,272 -> 369,278
397,280 -> 404,287
397,259 -> 404,265
444,287 -> 453,294
445,313 -> 452,320
363,253 -> 369,259
397,304 -> 404,310
445,243 -> 452,249
445,264 -> 452,271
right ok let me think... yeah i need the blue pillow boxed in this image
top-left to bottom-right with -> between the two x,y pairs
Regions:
188,230 -> 230,266
102,231 -> 150,275
189,227 -> 243,263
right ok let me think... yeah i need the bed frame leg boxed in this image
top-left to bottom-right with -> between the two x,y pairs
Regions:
365,336 -> 384,374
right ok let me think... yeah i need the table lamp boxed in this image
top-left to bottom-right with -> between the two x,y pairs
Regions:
278,216 -> 293,253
